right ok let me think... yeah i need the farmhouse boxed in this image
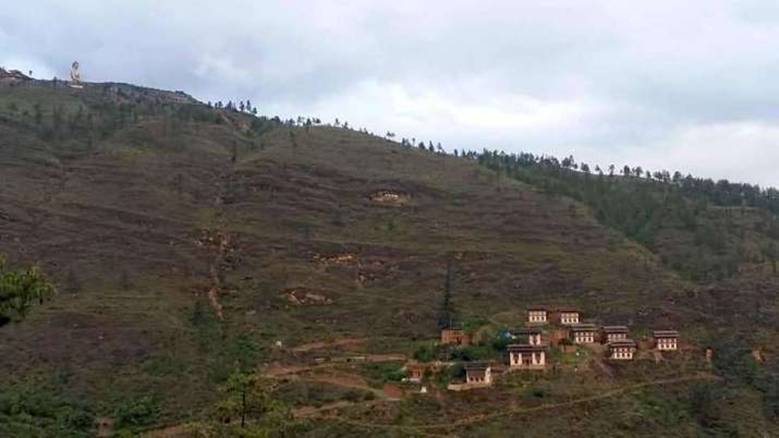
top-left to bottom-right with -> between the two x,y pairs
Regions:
608,340 -> 637,360
464,362 -> 492,385
602,325 -> 629,343
509,327 -> 542,346
527,307 -> 548,324
441,327 -> 470,346
653,330 -> 679,351
507,344 -> 546,370
569,324 -> 597,344
558,308 -> 580,325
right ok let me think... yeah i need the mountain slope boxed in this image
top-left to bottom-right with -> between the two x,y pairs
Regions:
0,80 -> 776,436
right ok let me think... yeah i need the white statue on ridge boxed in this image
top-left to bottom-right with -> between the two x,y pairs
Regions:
69,61 -> 83,88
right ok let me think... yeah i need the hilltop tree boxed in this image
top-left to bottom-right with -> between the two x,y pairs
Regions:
0,257 -> 55,326
64,268 -> 81,294
766,242 -> 777,275
438,258 -> 457,329
213,369 -> 289,430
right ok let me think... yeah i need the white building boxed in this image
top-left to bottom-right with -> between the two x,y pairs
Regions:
507,344 -> 546,370
608,340 -> 637,360
510,327 -> 542,346
527,307 -> 548,324
558,309 -> 580,325
654,330 -> 679,351
602,326 -> 629,343
465,362 -> 492,385
570,324 -> 597,344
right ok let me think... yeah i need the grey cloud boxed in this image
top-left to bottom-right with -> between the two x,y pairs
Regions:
2,0 -> 778,185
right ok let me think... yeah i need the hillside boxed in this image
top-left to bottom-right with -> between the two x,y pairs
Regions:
0,79 -> 777,436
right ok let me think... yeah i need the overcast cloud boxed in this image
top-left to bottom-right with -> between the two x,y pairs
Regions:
2,1 -> 778,186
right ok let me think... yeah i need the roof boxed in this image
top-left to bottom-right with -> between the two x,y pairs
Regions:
602,325 -> 629,333
653,330 -> 679,338
608,339 -> 637,348
557,308 -> 580,313
569,323 -> 597,332
442,327 -> 465,333
464,361 -> 490,371
507,344 -> 545,352
527,306 -> 548,311
511,327 -> 542,335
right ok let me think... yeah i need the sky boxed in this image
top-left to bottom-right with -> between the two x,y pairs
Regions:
2,0 -> 779,187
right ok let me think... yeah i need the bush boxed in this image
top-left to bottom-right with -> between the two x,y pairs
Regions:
0,384 -> 94,436
114,396 -> 159,429
412,344 -> 435,362
362,362 -> 406,383
448,344 -> 495,361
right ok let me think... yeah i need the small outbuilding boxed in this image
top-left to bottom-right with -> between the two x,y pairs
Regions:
441,327 -> 470,346
406,363 -> 425,383
464,362 -> 492,385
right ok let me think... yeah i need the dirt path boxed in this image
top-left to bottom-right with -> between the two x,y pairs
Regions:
290,337 -> 365,352
315,372 -> 722,432
203,232 -> 230,319
202,145 -> 239,319
262,353 -> 407,378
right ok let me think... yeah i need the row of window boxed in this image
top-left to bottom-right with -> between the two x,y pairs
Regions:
611,352 -> 633,359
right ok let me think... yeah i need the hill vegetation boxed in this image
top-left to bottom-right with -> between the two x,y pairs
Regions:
0,78 -> 777,436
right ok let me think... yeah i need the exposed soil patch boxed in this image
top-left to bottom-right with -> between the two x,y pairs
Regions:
283,287 -> 334,305
291,337 -> 365,352
314,253 -> 358,265
369,190 -> 411,206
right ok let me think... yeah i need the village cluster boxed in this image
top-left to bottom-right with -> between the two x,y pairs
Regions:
406,307 -> 679,389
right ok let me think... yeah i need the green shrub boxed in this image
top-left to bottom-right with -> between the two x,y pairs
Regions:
362,362 -> 406,383
412,344 -> 435,362
114,396 -> 159,429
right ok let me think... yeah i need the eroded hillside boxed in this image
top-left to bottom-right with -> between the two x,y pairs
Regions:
0,80 -> 776,436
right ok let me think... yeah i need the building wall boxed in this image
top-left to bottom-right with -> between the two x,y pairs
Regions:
610,347 -> 634,360
606,333 -> 627,342
560,313 -> 579,325
509,351 -> 546,368
573,331 -> 595,344
528,311 -> 547,323
466,368 -> 492,384
656,338 -> 678,350
441,330 -> 469,345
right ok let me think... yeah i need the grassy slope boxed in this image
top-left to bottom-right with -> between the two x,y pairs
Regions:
0,81 -> 776,436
